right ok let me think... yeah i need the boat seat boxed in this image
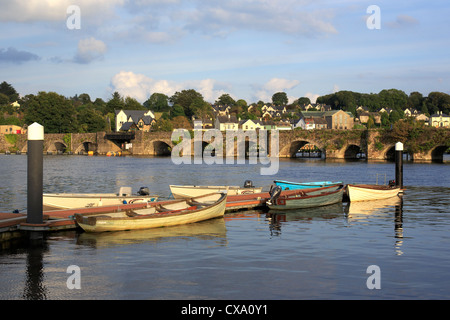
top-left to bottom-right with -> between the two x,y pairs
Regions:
188,200 -> 212,207
156,205 -> 175,212
125,210 -> 140,217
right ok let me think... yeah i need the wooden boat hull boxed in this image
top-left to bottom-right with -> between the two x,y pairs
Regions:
268,185 -> 345,210
43,193 -> 158,210
274,180 -> 342,190
170,185 -> 263,199
347,184 -> 401,202
74,193 -> 227,233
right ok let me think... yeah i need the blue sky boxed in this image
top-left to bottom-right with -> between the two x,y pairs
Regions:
1,0 -> 449,104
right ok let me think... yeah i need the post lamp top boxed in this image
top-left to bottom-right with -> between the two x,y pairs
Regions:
395,142 -> 404,151
28,122 -> 44,141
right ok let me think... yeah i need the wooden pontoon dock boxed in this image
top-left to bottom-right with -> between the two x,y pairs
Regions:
1,191 -> 288,241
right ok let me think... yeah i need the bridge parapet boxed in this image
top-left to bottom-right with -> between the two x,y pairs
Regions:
4,128 -> 449,161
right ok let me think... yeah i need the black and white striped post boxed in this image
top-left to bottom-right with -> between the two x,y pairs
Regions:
27,123 -> 44,225
395,142 -> 403,189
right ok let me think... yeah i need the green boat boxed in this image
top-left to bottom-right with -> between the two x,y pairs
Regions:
267,185 -> 344,210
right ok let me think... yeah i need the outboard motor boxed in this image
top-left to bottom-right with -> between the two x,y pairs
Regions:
243,180 -> 254,188
388,180 -> 396,187
137,187 -> 150,196
267,186 -> 282,206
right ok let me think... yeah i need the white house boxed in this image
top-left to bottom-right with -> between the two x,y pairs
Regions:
214,115 -> 239,131
429,111 -> 450,128
115,109 -> 155,132
239,119 -> 264,131
292,117 -> 306,130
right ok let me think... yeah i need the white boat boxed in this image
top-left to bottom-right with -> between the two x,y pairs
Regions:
346,184 -> 401,202
169,180 -> 262,199
43,187 -> 158,210
74,193 -> 227,233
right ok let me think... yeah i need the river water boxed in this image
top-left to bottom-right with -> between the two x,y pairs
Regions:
0,154 -> 449,300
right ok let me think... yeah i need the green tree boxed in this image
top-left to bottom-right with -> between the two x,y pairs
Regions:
297,97 -> 311,106
407,91 -> 423,110
189,97 -> 212,119
215,93 -> 236,106
0,81 -> 19,102
153,118 -> 173,131
124,96 -> 145,110
171,104 -> 186,118
105,92 -> 125,114
77,108 -> 106,132
426,92 -> 450,114
389,110 -> 401,124
236,99 -> 247,108
379,89 -> 408,111
170,89 -> 205,118
93,98 -> 107,114
0,93 -> 9,105
144,93 -> 170,112
24,91 -> 78,133
380,112 -> 390,128
272,92 -> 288,106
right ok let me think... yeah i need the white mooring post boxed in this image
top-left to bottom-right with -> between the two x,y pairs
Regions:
27,123 -> 44,225
395,142 -> 403,189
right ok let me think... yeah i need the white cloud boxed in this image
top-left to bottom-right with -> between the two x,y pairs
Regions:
305,92 -> 319,103
182,0 -> 338,37
263,78 -> 300,92
110,71 -> 229,103
386,14 -> 419,29
0,0 -> 124,23
74,37 -> 107,64
254,78 -> 300,103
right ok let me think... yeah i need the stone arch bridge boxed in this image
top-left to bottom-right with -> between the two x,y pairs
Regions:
9,129 -> 450,162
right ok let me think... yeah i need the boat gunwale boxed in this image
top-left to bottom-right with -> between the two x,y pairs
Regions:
274,180 -> 342,186
75,193 -> 227,224
43,193 -> 158,199
277,185 -> 344,202
347,184 -> 400,191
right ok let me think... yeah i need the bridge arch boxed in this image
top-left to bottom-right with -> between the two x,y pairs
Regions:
282,139 -> 324,158
74,141 -> 97,154
344,144 -> 365,159
430,145 -> 448,162
150,140 -> 172,156
47,141 -> 67,154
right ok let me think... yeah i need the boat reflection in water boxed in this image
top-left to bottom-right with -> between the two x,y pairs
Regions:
76,217 -> 227,248
344,195 -> 402,220
266,203 -> 345,236
344,196 -> 404,255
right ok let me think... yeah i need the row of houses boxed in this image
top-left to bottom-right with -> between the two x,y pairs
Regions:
115,105 -> 450,133
115,108 -> 356,132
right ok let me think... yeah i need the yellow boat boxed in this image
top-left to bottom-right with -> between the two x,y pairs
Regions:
74,193 -> 227,233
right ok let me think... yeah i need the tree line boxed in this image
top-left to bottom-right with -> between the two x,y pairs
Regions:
0,81 -> 449,134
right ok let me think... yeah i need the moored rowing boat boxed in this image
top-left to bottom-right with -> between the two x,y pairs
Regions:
267,185 -> 345,210
170,181 -> 262,199
74,193 -> 227,233
43,187 -> 158,210
274,180 -> 342,190
346,184 -> 401,202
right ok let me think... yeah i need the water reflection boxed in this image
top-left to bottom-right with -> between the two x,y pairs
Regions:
23,233 -> 48,300
345,196 -> 405,255
394,198 -> 404,255
266,203 -> 345,236
344,196 -> 402,220
76,217 -> 228,249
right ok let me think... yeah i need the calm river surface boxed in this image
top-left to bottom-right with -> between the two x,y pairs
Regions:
0,154 -> 449,300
